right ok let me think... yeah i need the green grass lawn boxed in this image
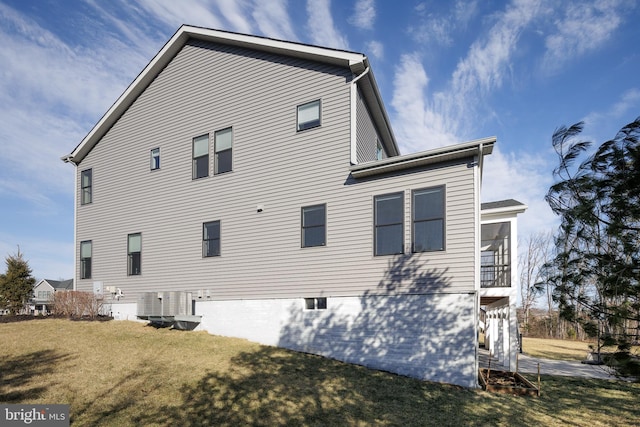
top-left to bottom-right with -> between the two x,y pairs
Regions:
522,337 -> 640,362
1,319 -> 639,426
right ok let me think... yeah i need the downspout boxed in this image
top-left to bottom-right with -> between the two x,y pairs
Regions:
475,143 -> 483,385
477,142 -> 484,188
350,66 -> 370,165
62,155 -> 79,291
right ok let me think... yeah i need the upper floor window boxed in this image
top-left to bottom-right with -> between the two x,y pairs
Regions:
214,127 -> 233,175
412,186 -> 445,252
203,221 -> 221,257
301,204 -> 326,247
37,291 -> 52,300
81,169 -> 92,205
374,193 -> 404,256
150,148 -> 160,170
80,240 -> 92,279
127,233 -> 141,276
376,139 -> 383,161
192,134 -> 209,179
297,100 -> 321,131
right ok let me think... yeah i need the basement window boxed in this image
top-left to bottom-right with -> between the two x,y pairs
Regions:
304,297 -> 327,310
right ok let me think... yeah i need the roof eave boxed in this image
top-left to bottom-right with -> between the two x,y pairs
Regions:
350,137 -> 495,179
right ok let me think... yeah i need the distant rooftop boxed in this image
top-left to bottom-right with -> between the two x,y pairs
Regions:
44,279 -> 74,290
481,199 -> 526,211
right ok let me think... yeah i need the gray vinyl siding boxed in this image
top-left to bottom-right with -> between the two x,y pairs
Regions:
75,39 -> 478,302
355,88 -> 385,163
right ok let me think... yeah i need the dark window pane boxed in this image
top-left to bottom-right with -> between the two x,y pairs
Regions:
204,239 -> 220,257
305,298 -> 315,310
316,297 -> 327,309
204,222 -> 220,240
303,226 -> 325,247
375,194 -> 403,225
193,155 -> 209,179
81,169 -> 92,204
203,221 -> 220,257
302,205 -> 325,247
216,149 -> 232,174
81,259 -> 91,279
303,205 -> 325,227
129,253 -> 141,275
414,219 -> 444,252
375,224 -> 403,255
414,188 -> 443,221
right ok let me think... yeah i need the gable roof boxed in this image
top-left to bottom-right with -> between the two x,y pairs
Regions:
62,25 -> 399,165
41,279 -> 74,290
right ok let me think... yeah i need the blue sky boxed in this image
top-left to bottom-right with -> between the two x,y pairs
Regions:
0,0 -> 639,280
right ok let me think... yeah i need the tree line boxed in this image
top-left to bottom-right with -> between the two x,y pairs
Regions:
520,116 -> 640,379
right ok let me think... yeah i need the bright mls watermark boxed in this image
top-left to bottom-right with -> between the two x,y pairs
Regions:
1,405 -> 69,426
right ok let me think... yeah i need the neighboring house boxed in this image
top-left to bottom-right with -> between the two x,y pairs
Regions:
30,279 -> 74,315
62,25 -> 525,388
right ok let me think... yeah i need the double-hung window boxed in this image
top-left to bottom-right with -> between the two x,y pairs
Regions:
374,193 -> 404,256
150,148 -> 160,170
80,240 -> 92,279
192,134 -> 209,179
81,169 -> 92,204
297,100 -> 321,131
214,127 -> 232,174
203,221 -> 221,257
127,233 -> 142,275
412,186 -> 445,252
301,204 -> 326,247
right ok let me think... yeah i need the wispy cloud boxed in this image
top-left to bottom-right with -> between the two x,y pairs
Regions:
391,53 -> 459,153
482,148 -> 557,238
350,0 -> 376,30
306,0 -> 349,49
135,0 -> 225,31
366,40 -> 383,59
409,0 -> 478,46
393,0 -> 542,152
543,0 -> 625,73
252,0 -> 297,40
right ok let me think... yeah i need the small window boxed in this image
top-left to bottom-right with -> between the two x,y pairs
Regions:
80,240 -> 92,279
203,221 -> 221,257
301,204 -> 326,247
297,100 -> 321,131
304,297 -> 327,310
376,139 -> 383,160
127,233 -> 141,276
81,169 -> 92,205
374,192 -> 404,256
150,148 -> 160,170
214,127 -> 232,174
192,134 -> 209,179
413,186 -> 445,252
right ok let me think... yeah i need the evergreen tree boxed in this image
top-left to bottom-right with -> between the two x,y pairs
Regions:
0,249 -> 36,315
545,116 -> 640,379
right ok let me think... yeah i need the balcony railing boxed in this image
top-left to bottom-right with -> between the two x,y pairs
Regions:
481,264 -> 511,288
